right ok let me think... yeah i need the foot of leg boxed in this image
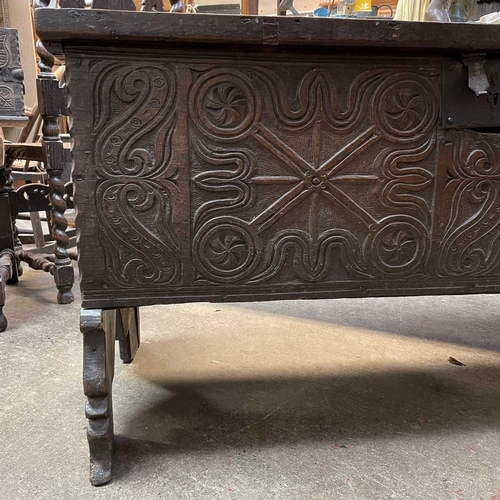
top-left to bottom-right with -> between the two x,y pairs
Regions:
117,307 -> 140,364
0,249 -> 14,333
54,264 -> 74,304
81,308 -> 117,485
0,307 -> 6,332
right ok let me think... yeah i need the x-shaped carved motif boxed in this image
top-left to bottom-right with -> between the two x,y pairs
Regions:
249,122 -> 381,233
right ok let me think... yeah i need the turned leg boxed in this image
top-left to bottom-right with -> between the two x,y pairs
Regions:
3,159 -> 23,279
81,308 -> 117,486
116,307 -> 141,364
0,151 -> 16,331
36,31 -> 75,304
0,249 -> 14,332
0,142 -> 18,290
47,164 -> 74,304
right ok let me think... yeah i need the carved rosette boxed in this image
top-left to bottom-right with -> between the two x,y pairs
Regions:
189,69 -> 261,142
193,217 -> 260,283
374,74 -> 437,143
92,62 -> 181,287
189,65 -> 439,284
367,217 -> 430,276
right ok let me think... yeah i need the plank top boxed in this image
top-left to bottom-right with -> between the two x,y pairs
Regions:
35,9 -> 500,52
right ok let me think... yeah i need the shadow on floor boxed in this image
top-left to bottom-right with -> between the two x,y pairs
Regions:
113,364 -> 500,480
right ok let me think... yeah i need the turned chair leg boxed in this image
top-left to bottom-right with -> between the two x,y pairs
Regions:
116,307 -> 141,364
3,159 -> 23,280
0,151 -> 16,332
0,249 -> 14,332
48,168 -> 75,305
37,34 -> 75,305
81,308 -> 117,486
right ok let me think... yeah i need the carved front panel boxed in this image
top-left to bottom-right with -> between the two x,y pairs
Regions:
90,62 -> 182,288
67,51 -> 500,307
189,64 -> 439,286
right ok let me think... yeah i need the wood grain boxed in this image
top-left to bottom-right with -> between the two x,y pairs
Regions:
81,308 -> 116,486
36,10 -> 500,52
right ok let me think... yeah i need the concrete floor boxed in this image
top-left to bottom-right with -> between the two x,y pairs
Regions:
1,266 -> 500,499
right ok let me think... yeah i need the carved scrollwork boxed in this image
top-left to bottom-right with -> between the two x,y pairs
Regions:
91,60 -> 181,288
189,65 -> 439,285
247,67 -> 388,132
249,229 -> 370,284
0,34 -> 11,68
97,180 -> 181,287
438,130 -> 500,277
93,62 -> 177,179
192,139 -> 255,228
0,86 -> 13,109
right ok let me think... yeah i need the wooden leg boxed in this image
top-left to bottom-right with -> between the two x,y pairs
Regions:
36,49 -> 75,304
0,249 -> 14,332
0,167 -> 16,332
116,307 -> 141,364
81,308 -> 117,486
0,147 -> 18,289
3,159 -> 23,279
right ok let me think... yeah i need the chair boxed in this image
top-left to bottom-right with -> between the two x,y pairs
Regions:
0,19 -> 75,331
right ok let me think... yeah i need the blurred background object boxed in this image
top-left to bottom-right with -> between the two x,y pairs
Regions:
395,0 -> 430,20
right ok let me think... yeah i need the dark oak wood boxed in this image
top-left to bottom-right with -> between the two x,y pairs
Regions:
34,0 -> 75,305
35,8 -> 500,485
81,308 -> 116,486
116,307 -> 140,363
0,249 -> 14,332
64,46 -> 500,308
36,10 -> 500,52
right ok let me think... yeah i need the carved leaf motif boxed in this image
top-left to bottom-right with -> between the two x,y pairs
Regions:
439,130 -> 500,277
97,180 -> 181,288
93,62 -> 177,179
0,35 -> 10,68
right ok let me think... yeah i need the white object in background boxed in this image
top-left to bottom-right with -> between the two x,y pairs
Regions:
479,11 -> 500,23
394,0 -> 430,21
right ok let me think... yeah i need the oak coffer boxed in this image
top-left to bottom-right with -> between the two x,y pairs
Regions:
35,6 -> 500,485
